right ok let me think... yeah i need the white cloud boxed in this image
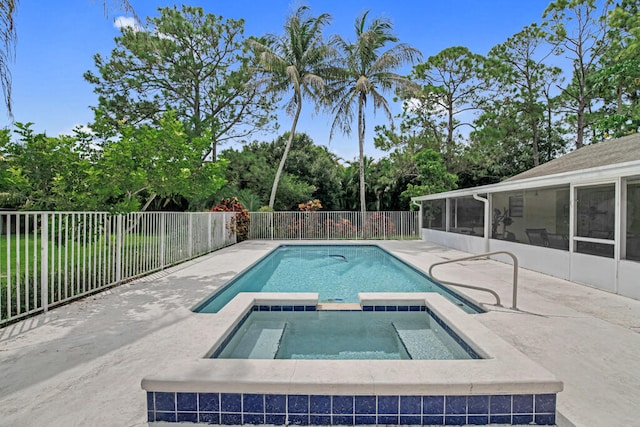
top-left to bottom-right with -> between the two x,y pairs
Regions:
58,124 -> 95,137
404,98 -> 423,113
113,16 -> 142,32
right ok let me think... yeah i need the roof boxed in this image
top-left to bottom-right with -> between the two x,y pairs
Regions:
412,133 -> 640,201
505,133 -> 640,182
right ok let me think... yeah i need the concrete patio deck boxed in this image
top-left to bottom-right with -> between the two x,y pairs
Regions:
0,240 -> 639,427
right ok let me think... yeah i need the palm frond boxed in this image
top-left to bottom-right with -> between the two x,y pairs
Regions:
253,5 -> 333,118
328,11 -> 422,141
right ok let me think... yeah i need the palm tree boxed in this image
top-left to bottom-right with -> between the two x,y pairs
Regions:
328,11 -> 421,216
0,0 -> 137,117
1,0 -> 18,116
250,6 -> 333,209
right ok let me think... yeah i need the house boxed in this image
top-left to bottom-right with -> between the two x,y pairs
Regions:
412,133 -> 640,300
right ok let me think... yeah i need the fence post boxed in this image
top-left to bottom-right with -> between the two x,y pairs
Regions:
223,212 -> 227,244
326,212 -> 329,240
115,215 -> 123,283
383,214 -> 387,240
270,212 -> 274,240
207,212 -> 212,251
188,213 -> 194,258
40,213 -> 49,313
159,214 -> 166,269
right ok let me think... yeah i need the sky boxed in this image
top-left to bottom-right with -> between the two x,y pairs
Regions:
2,0 -> 557,162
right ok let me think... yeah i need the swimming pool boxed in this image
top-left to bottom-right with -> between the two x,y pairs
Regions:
212,310 -> 480,360
194,245 -> 483,313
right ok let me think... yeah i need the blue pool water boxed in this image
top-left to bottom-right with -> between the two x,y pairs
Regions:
212,310 -> 479,360
194,245 -> 482,313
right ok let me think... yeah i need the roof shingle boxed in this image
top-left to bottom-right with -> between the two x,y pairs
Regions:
505,133 -> 640,182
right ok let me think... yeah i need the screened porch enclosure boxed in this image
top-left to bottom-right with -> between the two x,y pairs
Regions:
413,133 -> 640,301
421,179 -> 639,262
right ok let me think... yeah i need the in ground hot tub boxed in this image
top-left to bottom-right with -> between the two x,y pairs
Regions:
142,293 -> 563,425
212,309 -> 479,361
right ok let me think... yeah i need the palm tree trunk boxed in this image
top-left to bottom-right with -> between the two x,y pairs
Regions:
358,94 -> 366,223
269,97 -> 302,208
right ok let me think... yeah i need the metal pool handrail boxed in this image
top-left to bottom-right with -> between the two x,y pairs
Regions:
428,251 -> 519,309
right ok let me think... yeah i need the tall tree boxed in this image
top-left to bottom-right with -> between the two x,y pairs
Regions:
400,149 -> 457,205
85,5 -> 273,161
408,46 -> 486,169
591,0 -> 640,138
249,6 -> 333,209
543,0 -> 614,148
328,11 -> 421,216
218,132 -> 344,211
488,24 -> 564,166
461,98 -> 536,186
99,111 -> 227,212
1,1 -> 137,117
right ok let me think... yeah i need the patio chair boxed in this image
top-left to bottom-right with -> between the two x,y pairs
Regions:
526,228 -> 548,247
546,233 -> 568,250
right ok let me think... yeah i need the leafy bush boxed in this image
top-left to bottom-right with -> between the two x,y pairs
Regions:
298,199 -> 322,211
210,197 -> 250,242
363,212 -> 396,239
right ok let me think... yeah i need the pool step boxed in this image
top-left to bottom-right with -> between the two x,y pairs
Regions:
290,350 -> 400,360
230,321 -> 287,359
392,321 -> 457,360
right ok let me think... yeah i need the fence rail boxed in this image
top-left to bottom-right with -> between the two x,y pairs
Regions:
249,211 -> 419,240
0,211 -> 236,326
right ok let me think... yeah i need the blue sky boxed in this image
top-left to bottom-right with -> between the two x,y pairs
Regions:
2,0 -> 555,161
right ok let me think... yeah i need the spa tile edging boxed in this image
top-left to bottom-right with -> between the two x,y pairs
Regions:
146,391 -> 557,425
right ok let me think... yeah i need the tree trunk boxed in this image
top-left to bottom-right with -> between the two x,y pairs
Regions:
576,60 -> 587,149
576,107 -> 585,149
531,118 -> 540,167
358,94 -> 367,225
141,193 -> 157,212
446,101 -> 454,169
269,96 -> 302,209
211,140 -> 217,162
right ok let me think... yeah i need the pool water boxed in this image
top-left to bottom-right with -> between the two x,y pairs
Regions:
195,245 -> 482,313
212,310 -> 479,360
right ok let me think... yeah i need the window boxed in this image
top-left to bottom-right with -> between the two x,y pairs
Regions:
449,196 -> 484,237
576,184 -> 615,258
626,180 -> 640,261
422,199 -> 445,230
491,186 -> 569,248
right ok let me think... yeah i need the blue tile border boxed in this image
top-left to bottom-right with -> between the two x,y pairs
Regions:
254,304 -> 317,312
145,392 -> 557,425
362,305 -> 427,312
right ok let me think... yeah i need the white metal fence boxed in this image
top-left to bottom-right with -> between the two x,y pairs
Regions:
249,211 -> 420,240
0,211 -> 236,326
